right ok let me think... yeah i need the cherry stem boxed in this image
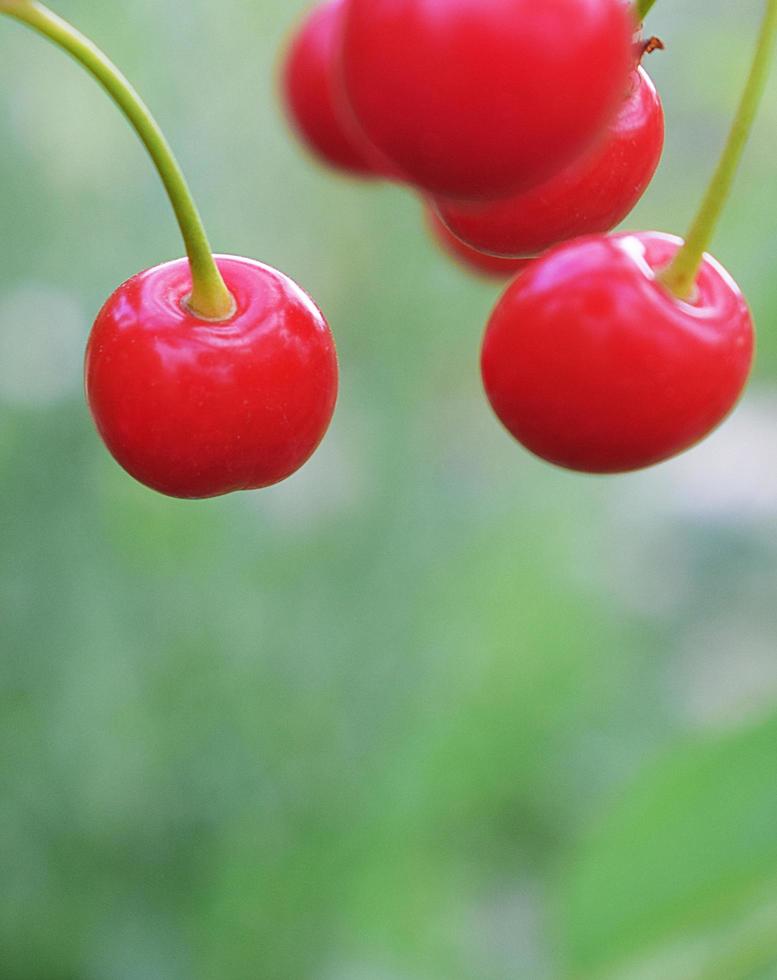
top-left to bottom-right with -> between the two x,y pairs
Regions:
0,0 -> 234,320
637,0 -> 658,20
661,0 -> 777,299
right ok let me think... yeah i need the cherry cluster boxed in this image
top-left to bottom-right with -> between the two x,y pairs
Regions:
2,0 -> 771,500
283,0 -> 756,474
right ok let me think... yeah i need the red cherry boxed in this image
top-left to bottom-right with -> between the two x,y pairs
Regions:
341,0 -> 635,199
426,208 -> 531,280
435,67 -> 665,258
85,256 -> 339,499
282,0 -> 380,176
482,232 -> 754,473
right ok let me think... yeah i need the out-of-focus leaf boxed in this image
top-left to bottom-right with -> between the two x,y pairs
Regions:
559,712 -> 777,980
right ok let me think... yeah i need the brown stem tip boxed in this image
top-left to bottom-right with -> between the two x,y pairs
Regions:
640,36 -> 666,60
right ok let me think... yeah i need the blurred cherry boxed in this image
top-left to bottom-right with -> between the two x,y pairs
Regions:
435,67 -> 664,258
426,208 -> 530,280
282,0 -> 382,176
341,0 -> 634,199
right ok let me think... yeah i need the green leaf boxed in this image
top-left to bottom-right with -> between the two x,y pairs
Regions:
559,712 -> 777,980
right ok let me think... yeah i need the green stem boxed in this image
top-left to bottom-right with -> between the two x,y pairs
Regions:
637,0 -> 658,20
661,0 -> 777,299
0,0 -> 234,320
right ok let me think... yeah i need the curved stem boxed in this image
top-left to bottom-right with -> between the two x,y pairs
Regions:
661,0 -> 777,299
0,0 -> 234,320
637,0 -> 658,20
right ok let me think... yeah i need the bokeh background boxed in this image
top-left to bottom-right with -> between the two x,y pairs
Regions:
2,1 -> 777,977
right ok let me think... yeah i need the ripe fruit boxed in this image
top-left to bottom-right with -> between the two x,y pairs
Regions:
481,232 -> 753,473
341,0 -> 635,199
2,2 -> 340,501
426,208 -> 530,280
86,256 -> 339,499
282,0 -> 381,176
435,67 -> 665,258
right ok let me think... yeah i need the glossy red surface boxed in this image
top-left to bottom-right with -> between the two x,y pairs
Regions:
86,256 -> 339,499
436,67 -> 664,257
341,0 -> 634,199
282,0 -> 379,176
482,232 -> 754,473
426,208 -> 530,280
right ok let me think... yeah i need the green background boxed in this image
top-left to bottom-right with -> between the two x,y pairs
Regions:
2,1 -> 777,977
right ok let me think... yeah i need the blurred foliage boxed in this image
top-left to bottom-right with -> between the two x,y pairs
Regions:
2,1 -> 777,978
561,715 -> 777,979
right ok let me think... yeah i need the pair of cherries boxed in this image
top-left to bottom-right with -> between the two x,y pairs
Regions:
283,0 -> 755,475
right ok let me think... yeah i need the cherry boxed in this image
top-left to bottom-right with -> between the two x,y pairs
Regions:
0,2 -> 340,499
341,0 -> 635,200
481,232 -> 753,474
434,66 -> 665,259
426,208 -> 530,280
282,0 -> 382,177
85,256 -> 338,499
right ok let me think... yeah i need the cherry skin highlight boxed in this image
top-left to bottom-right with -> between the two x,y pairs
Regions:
341,0 -> 634,200
426,208 -> 531,280
85,256 -> 339,499
435,67 -> 664,258
282,0 -> 381,176
481,232 -> 754,473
